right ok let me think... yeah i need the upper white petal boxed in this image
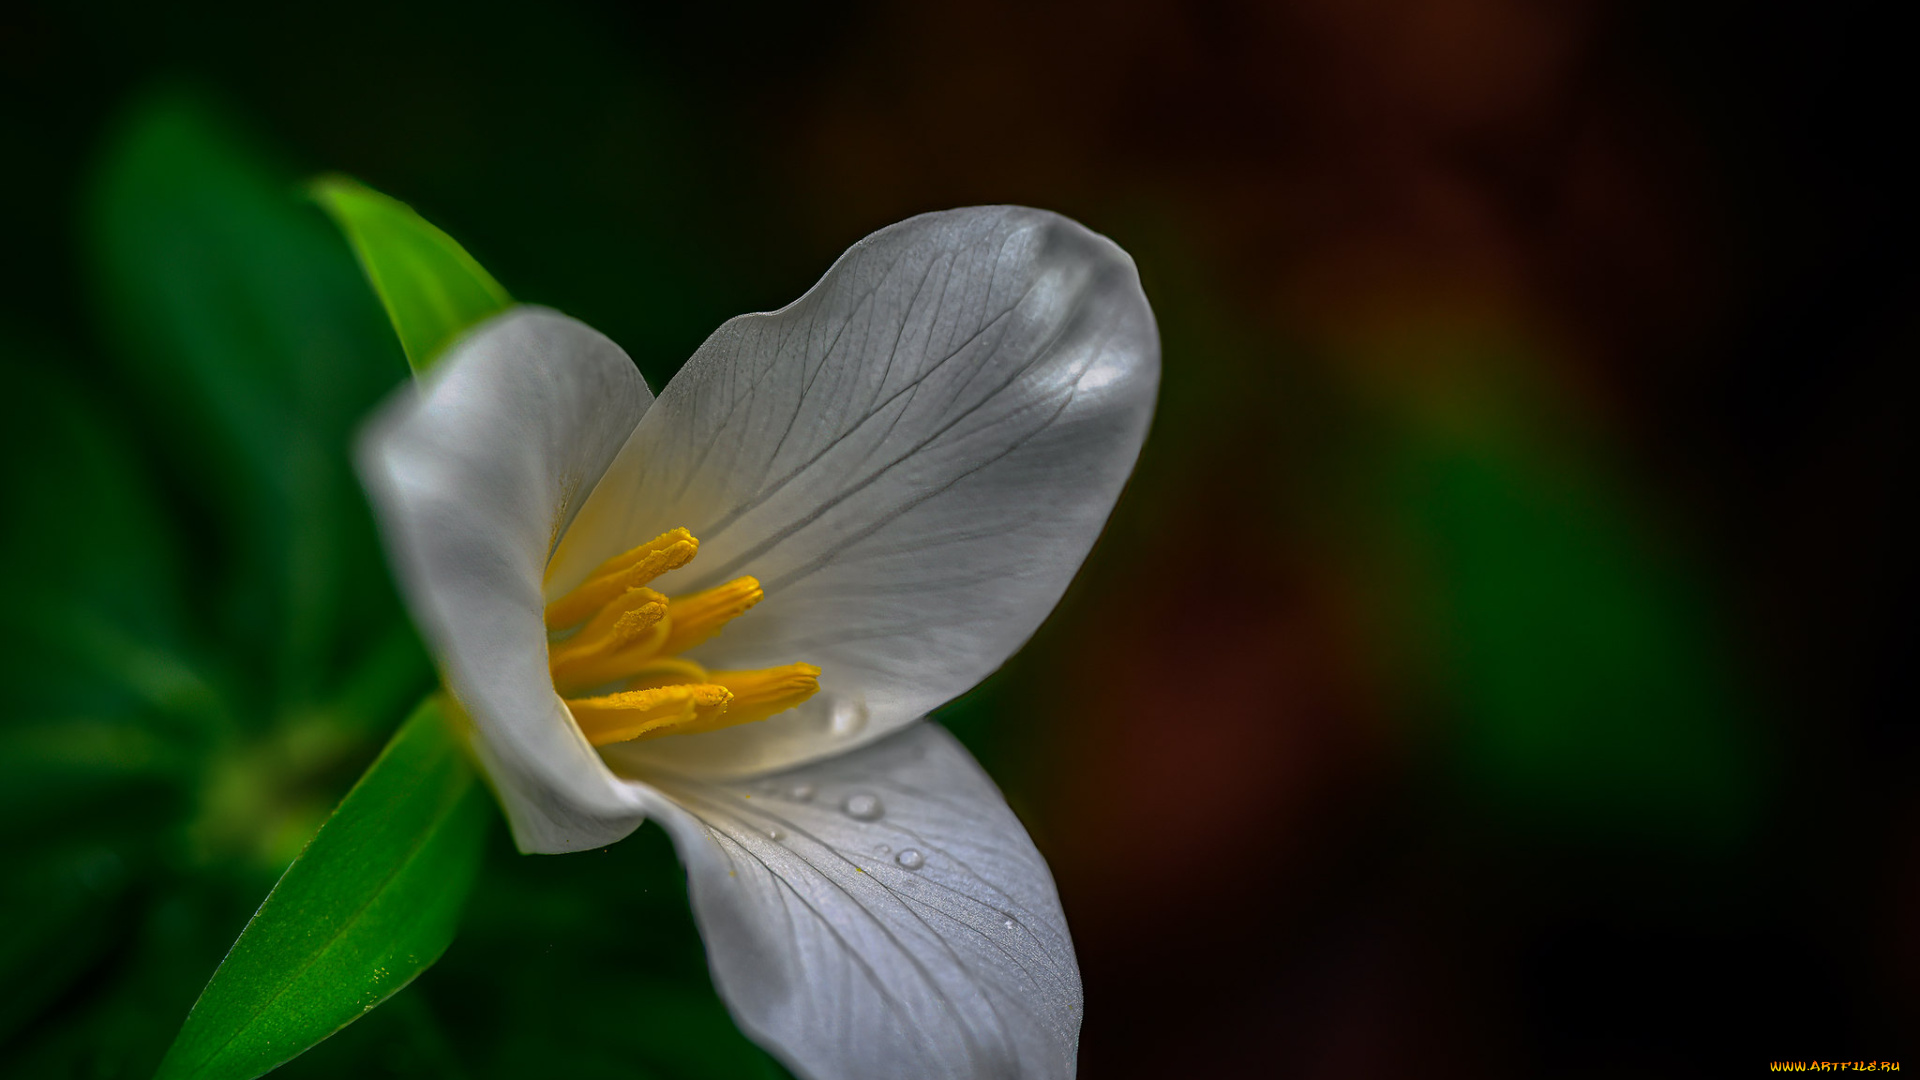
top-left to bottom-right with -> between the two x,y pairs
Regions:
557,206 -> 1159,776
624,721 -> 1081,1080
358,306 -> 654,853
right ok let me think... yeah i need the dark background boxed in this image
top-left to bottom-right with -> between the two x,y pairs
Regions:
1,2 -> 1911,1076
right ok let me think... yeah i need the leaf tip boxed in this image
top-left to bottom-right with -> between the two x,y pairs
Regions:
306,174 -> 513,375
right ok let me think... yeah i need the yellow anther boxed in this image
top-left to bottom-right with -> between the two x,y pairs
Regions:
659,576 -> 763,656
704,663 -> 822,729
545,528 -> 698,629
566,683 -> 733,746
547,587 -> 669,693
544,529 -> 819,746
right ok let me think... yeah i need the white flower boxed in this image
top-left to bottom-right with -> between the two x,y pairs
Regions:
358,207 -> 1157,1080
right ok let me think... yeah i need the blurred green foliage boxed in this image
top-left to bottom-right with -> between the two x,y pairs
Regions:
85,96 -> 418,718
1314,333 -> 1767,847
1387,409 -> 1763,844
0,92 -> 785,1078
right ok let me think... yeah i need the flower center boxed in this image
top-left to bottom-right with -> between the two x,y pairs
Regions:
544,528 -> 820,747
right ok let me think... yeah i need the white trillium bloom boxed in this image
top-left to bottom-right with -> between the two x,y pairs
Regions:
358,207 -> 1157,1080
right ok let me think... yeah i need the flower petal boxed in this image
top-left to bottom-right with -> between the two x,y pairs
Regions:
625,721 -> 1081,1080
358,306 -> 654,852
555,207 -> 1159,775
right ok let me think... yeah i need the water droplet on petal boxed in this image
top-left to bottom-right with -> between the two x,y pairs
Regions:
842,793 -> 883,821
1004,919 -> 1016,930
788,783 -> 815,802
876,844 -> 891,855
894,848 -> 924,871
830,698 -> 869,737
766,827 -> 785,841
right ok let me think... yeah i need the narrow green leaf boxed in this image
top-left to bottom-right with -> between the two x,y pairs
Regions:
310,176 -> 513,374
155,697 -> 494,1080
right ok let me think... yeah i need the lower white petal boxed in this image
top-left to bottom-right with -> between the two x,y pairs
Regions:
624,722 -> 1082,1080
358,307 -> 653,852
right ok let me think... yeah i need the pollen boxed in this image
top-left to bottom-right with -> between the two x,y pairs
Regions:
546,529 -> 820,746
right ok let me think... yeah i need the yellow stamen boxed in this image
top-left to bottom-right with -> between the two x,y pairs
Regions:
659,576 -> 763,656
547,587 -> 670,693
566,684 -> 733,746
545,528 -> 698,629
543,529 -> 818,746
704,663 -> 822,730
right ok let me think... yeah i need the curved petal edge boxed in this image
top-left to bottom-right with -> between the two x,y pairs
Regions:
357,306 -> 655,852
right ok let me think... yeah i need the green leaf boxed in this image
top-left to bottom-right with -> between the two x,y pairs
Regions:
84,93 -> 418,708
310,175 -> 513,374
155,696 -> 494,1080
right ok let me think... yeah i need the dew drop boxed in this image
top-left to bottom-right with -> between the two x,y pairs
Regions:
788,783 -> 815,802
829,697 -> 869,738
876,844 -> 891,855
766,827 -> 785,842
842,793 -> 884,821
894,848 -> 925,871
